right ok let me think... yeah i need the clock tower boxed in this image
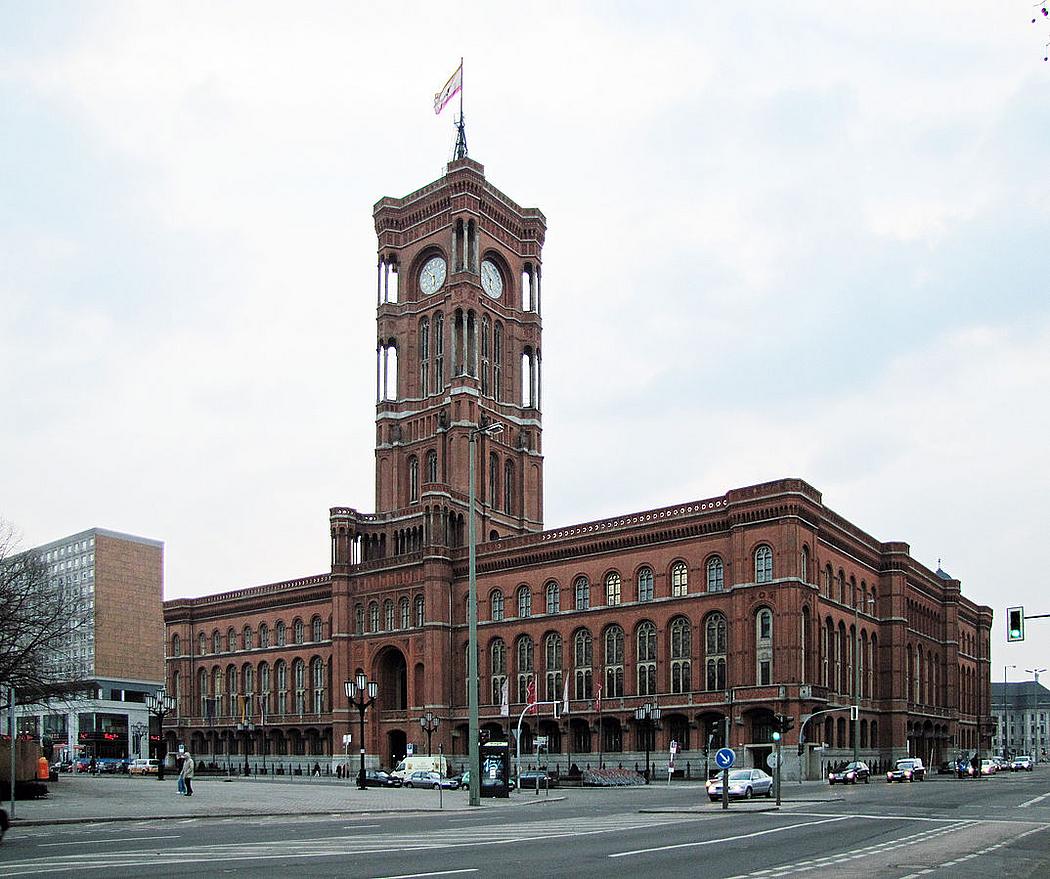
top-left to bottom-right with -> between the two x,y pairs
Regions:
334,157 -> 546,563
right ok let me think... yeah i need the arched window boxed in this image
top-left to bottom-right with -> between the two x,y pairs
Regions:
574,576 -> 590,611
637,567 -> 654,602
369,603 -> 379,633
258,663 -> 270,718
197,668 -> 208,716
490,639 -> 507,706
544,633 -> 563,702
823,565 -> 833,597
705,613 -> 727,691
504,459 -> 514,515
573,630 -> 593,700
756,608 -> 773,685
493,321 -> 503,403
604,625 -> 625,697
243,626 -> 253,650
399,597 -> 410,629
419,316 -> 430,397
754,546 -> 773,584
276,621 -> 286,647
800,545 -> 810,583
312,616 -> 323,642
198,632 -> 206,656
488,452 -> 499,508
671,561 -> 688,597
213,667 -> 223,717
706,556 -> 724,592
293,658 -> 306,715
227,628 -> 236,652
605,572 -> 622,606
408,456 -> 419,504
516,636 -> 534,703
490,590 -> 505,622
275,660 -> 287,716
294,619 -> 304,645
354,605 -> 364,635
637,622 -> 657,696
384,600 -> 394,631
312,657 -> 325,714
171,634 -> 181,657
213,630 -> 221,654
433,311 -> 444,391
480,314 -> 491,396
425,449 -> 438,484
517,585 -> 532,618
259,623 -> 269,649
415,595 -> 425,626
227,665 -> 238,717
545,581 -> 560,614
670,617 -> 692,693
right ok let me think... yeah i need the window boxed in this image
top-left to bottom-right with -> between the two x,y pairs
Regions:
198,632 -> 206,656
754,546 -> 773,584
545,581 -> 560,614
434,311 -> 444,391
544,633 -> 563,702
293,658 -> 306,715
294,619 -> 304,644
414,595 -> 425,627
312,616 -> 323,642
706,556 -> 724,592
504,460 -> 514,515
213,668 -> 223,717
604,625 -> 624,697
671,562 -> 688,597
419,316 -> 430,397
171,634 -> 181,657
227,628 -> 236,652
213,630 -> 222,654
408,456 -> 419,503
258,663 -> 270,718
670,618 -> 692,693
259,623 -> 269,649
354,605 -> 364,635
516,636 -> 534,703
491,639 -> 507,706
493,321 -> 503,402
637,622 -> 657,696
574,576 -> 590,611
573,630 -> 593,700
481,315 -> 491,396
369,603 -> 379,633
605,572 -> 621,606
517,585 -> 532,618
637,567 -> 654,603
243,626 -> 253,650
400,597 -> 410,629
705,613 -> 727,691
425,449 -> 438,484
227,665 -> 238,717
312,657 -> 325,714
756,608 -> 773,686
823,565 -> 833,597
489,452 -> 499,508
384,600 -> 394,630
800,545 -> 809,583
491,590 -> 505,622
275,660 -> 287,716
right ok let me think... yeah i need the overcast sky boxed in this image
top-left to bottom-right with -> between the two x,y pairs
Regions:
2,3 -> 1048,680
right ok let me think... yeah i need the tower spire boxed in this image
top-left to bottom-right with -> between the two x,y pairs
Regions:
454,113 -> 468,159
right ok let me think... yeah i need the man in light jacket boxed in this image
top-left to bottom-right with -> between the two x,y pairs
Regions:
179,752 -> 195,797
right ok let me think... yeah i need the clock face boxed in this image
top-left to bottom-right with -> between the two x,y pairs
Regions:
481,259 -> 503,298
419,256 -> 447,295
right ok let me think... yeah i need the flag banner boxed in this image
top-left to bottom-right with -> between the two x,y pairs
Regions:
526,677 -> 538,715
562,678 -> 570,716
593,682 -> 602,713
500,678 -> 509,717
434,63 -> 463,115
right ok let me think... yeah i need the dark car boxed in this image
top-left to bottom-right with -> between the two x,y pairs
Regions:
517,771 -> 558,790
886,758 -> 925,782
828,762 -> 870,785
363,769 -> 401,787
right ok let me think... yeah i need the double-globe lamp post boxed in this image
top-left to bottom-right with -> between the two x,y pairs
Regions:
345,673 -> 378,791
468,420 -> 504,806
144,689 -> 176,781
420,711 -> 440,757
634,702 -> 661,784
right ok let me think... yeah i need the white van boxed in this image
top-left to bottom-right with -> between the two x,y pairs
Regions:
391,755 -> 448,780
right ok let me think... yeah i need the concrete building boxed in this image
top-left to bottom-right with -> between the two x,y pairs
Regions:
991,680 -> 1049,761
14,528 -> 164,763
163,155 -> 993,780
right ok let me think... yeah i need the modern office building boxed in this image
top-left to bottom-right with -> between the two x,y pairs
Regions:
163,154 -> 993,780
14,528 -> 164,763
991,680 -> 1049,761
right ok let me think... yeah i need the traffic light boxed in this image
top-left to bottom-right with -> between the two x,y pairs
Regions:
780,715 -> 795,736
1007,607 -> 1025,642
772,730 -> 781,742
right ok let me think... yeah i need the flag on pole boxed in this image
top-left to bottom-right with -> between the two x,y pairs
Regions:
526,677 -> 538,715
434,63 -> 463,115
593,682 -> 602,713
500,678 -> 509,717
561,678 -> 569,717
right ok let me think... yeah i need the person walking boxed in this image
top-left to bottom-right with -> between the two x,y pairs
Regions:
179,751 -> 195,797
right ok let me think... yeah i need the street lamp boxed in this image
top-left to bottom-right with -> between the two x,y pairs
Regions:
1002,665 -> 1016,759
236,719 -> 254,776
853,594 -> 875,766
634,702 -> 661,784
468,419 -> 504,806
1026,668 -> 1046,761
144,689 -> 176,781
345,672 -> 378,791
420,711 -> 440,757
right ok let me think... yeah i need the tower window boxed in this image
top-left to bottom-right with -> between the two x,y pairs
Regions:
481,315 -> 491,397
408,456 -> 419,503
756,608 -> 773,685
493,322 -> 503,403
434,312 -> 444,391
489,452 -> 499,508
754,546 -> 773,584
419,317 -> 430,397
425,450 -> 438,484
504,460 -> 514,516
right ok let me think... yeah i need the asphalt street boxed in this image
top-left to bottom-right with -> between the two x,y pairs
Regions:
1,770 -> 1048,877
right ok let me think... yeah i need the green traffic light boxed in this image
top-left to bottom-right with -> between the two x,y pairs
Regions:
772,731 -> 781,742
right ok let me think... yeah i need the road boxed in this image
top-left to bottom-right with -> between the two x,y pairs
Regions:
1,770 -> 1048,877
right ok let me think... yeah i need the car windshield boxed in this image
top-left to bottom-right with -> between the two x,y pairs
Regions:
845,763 -> 863,770
896,761 -> 915,768
728,770 -> 751,781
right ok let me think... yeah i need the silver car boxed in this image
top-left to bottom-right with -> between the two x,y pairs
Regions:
707,768 -> 774,801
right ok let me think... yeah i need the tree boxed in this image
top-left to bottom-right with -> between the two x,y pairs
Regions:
0,521 -> 91,706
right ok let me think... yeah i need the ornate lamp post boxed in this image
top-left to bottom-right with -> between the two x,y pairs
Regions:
144,689 -> 176,781
634,702 -> 661,784
345,673 -> 378,791
420,711 -> 440,757
236,720 -> 254,776
468,420 -> 503,806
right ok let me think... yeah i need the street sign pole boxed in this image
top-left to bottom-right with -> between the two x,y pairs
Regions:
775,738 -> 782,806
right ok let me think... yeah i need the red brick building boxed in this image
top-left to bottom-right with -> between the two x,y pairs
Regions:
163,157 -> 993,779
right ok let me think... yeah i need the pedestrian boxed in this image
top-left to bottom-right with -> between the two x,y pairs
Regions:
312,762 -> 321,777
89,755 -> 96,775
179,751 -> 195,797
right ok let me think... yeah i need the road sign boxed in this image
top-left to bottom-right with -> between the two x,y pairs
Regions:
766,752 -> 781,769
715,747 -> 736,769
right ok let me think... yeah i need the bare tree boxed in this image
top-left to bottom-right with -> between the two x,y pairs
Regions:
0,521 -> 91,706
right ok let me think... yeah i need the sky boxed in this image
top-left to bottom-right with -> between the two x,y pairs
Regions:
2,2 -> 1048,680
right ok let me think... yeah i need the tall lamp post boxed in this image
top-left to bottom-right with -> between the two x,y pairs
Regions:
853,595 -> 876,766
420,711 -> 440,757
1026,668 -> 1046,761
345,672 -> 378,791
634,702 -> 661,784
1002,665 -> 1016,759
468,420 -> 504,806
144,689 -> 176,781
236,719 -> 254,776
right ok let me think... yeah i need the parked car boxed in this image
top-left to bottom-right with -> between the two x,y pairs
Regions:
517,771 -> 559,790
980,759 -> 998,776
707,768 -> 774,801
74,757 -> 91,773
403,770 -> 460,790
362,769 -> 401,787
828,762 -> 870,785
1011,755 -> 1034,772
128,758 -> 160,776
886,758 -> 925,782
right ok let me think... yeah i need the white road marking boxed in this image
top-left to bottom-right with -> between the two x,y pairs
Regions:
1018,791 -> 1050,808
38,836 -> 179,848
608,816 -> 850,858
373,871 -> 478,879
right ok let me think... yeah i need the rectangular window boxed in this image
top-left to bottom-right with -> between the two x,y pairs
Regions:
759,660 -> 771,686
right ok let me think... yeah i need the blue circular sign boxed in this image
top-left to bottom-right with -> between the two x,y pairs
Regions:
714,748 -> 736,769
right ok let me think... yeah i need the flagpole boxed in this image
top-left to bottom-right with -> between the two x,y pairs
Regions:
598,686 -> 603,770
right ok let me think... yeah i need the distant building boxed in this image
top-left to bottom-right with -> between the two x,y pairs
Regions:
991,680 -> 1049,761
14,528 -> 164,763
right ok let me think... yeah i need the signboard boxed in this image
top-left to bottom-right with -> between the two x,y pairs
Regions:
342,734 -> 352,746
406,743 -> 415,756
766,752 -> 781,769
535,736 -> 548,747
714,747 -> 736,769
